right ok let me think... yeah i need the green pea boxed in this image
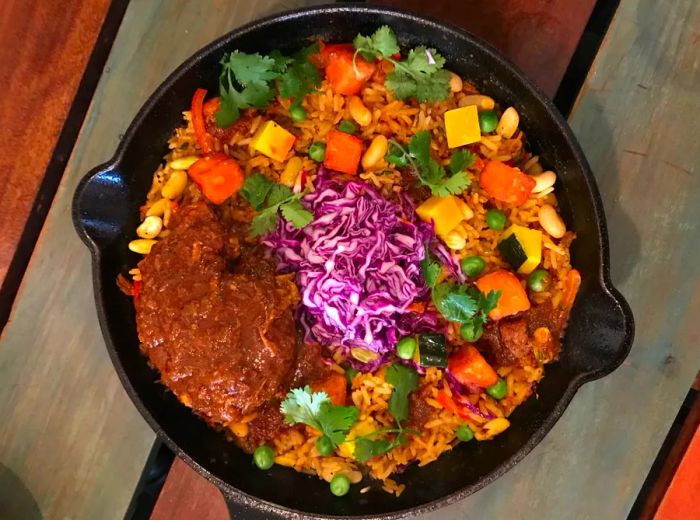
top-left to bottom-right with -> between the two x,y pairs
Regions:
478,110 -> 498,133
486,209 -> 507,231
456,424 -> 474,442
345,367 -> 359,385
330,474 -> 351,496
460,320 -> 483,342
460,256 -> 486,278
253,445 -> 275,470
396,336 -> 417,360
486,378 -> 508,400
528,269 -> 550,293
338,120 -> 358,134
308,142 -> 326,162
290,104 -> 307,122
316,435 -> 334,456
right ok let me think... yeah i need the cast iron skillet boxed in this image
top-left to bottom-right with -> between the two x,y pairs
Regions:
72,4 -> 634,518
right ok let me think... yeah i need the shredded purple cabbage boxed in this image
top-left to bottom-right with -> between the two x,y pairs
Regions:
263,168 -> 437,370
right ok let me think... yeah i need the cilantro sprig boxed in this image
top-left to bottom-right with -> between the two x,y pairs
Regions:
353,26 -> 451,102
421,244 -> 501,334
352,362 -> 420,462
216,44 -> 320,127
388,131 -> 474,196
280,386 -> 359,447
240,173 -> 313,236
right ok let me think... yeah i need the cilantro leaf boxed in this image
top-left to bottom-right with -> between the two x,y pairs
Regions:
404,46 -> 445,75
482,289 -> 502,315
431,171 -> 471,197
240,173 -> 273,210
354,437 -> 393,463
407,130 -> 432,166
268,50 -> 293,73
420,245 -> 440,289
432,283 -> 479,323
353,27 -> 450,102
227,51 -> 280,86
386,363 -> 419,424
280,386 -> 359,447
449,149 -> 476,175
266,184 -> 294,206
250,209 -> 279,237
280,198 -> 313,228
278,43 -> 321,101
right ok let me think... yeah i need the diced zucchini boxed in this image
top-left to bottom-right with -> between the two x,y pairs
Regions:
498,225 -> 542,274
418,333 -> 448,368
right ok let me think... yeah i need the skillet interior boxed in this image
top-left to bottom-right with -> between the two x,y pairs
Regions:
72,5 -> 634,518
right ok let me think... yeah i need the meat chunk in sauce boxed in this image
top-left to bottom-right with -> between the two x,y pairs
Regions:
135,204 -> 299,427
478,301 -> 567,368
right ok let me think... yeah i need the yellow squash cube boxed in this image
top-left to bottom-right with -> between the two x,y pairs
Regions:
499,225 -> 542,274
416,195 -> 464,236
444,105 -> 481,148
251,120 -> 296,162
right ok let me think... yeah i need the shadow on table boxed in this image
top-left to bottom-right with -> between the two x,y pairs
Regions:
0,463 -> 43,520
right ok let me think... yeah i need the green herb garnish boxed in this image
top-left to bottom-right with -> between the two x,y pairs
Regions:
241,173 -> 313,236
432,282 -> 501,332
280,386 -> 359,447
354,431 -> 408,463
420,244 -> 441,289
216,44 -> 320,127
387,132 -> 474,196
386,363 -> 419,424
353,26 -> 451,102
216,51 -> 283,127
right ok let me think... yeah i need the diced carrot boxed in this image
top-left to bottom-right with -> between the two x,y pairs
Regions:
448,344 -> 499,388
188,153 -> 229,184
197,159 -> 245,205
561,268 -> 581,312
476,269 -> 531,320
318,44 -> 376,95
311,372 -> 347,406
324,129 -> 363,175
479,160 -> 536,206
191,88 -> 215,154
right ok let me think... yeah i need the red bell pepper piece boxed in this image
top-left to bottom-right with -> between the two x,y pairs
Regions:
191,88 -> 215,154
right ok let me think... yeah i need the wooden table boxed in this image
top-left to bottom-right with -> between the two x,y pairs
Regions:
0,0 -> 698,519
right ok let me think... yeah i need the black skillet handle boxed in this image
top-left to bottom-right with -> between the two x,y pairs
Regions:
567,282 -> 635,380
72,163 -> 132,251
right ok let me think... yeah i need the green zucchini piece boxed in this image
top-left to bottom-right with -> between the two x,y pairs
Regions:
418,333 -> 448,368
497,233 -> 527,270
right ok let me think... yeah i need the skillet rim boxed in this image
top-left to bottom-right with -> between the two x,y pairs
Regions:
72,4 -> 635,518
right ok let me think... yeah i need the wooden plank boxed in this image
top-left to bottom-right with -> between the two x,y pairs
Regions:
0,1 -> 325,519
373,0 -> 596,97
151,458 -> 229,520
655,422 -> 700,519
0,0 -> 110,285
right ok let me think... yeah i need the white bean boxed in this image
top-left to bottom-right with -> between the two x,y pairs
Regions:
531,171 -> 557,193
497,107 -> 519,139
136,215 -> 163,239
538,204 -> 566,238
128,239 -> 157,255
167,156 -> 199,170
361,135 -> 388,170
458,95 -> 495,111
448,71 -> 463,93
444,230 -> 466,250
161,170 -> 188,199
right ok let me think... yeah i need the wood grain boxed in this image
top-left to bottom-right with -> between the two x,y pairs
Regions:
0,1 -> 698,520
372,0 -> 596,97
0,0 -> 110,285
151,458 -> 229,520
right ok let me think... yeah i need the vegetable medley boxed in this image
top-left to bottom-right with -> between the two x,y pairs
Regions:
126,26 -> 581,498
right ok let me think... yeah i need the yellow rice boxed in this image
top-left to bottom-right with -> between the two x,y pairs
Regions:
135,72 -> 574,495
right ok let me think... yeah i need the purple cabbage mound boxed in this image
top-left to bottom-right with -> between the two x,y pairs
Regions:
263,168 -> 438,370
